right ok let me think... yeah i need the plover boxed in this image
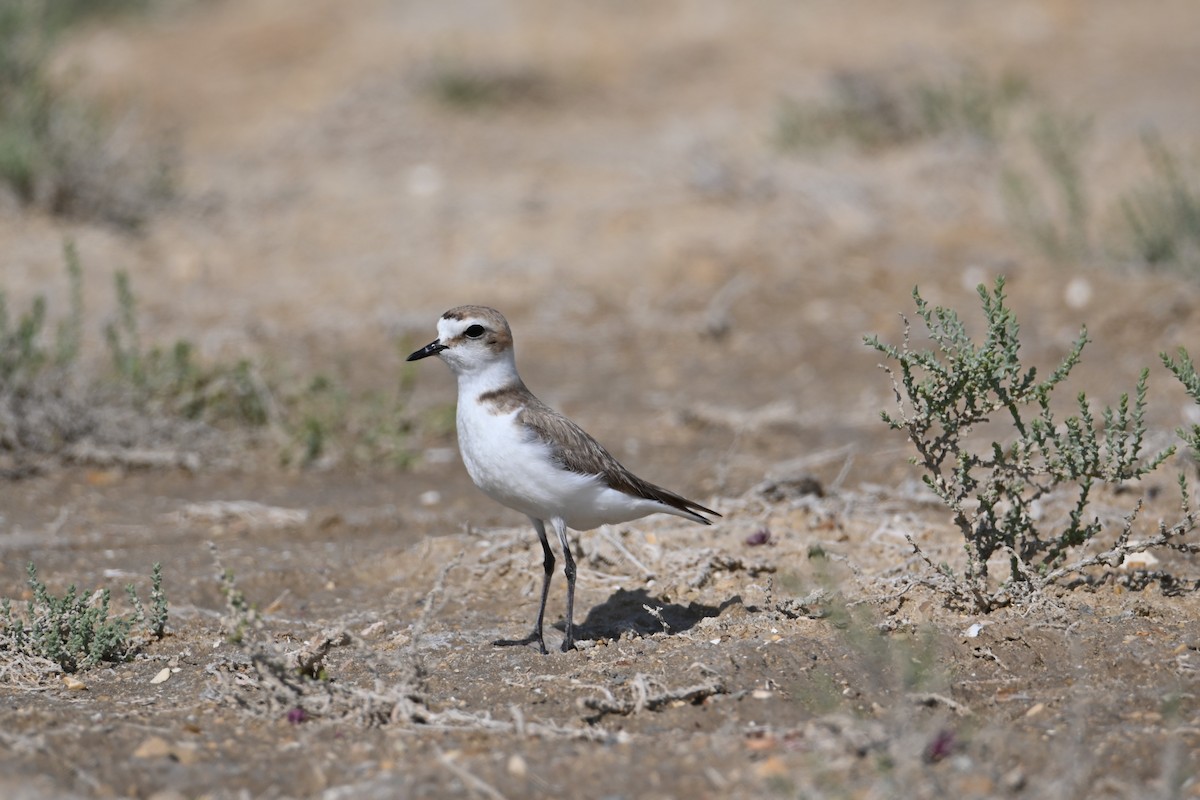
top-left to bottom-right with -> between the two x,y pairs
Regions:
407,305 -> 719,653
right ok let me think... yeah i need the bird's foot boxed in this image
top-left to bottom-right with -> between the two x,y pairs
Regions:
493,631 -> 548,655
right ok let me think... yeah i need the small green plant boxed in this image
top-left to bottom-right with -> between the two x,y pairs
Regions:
0,289 -> 47,382
103,268 -> 273,426
56,238 -> 84,366
105,269 -> 143,386
867,277 -> 1181,610
0,239 -> 82,383
1,562 -> 167,672
914,68 -> 1028,144
2,243 -> 425,469
776,66 -> 1027,151
776,71 -> 913,151
1120,131 -> 1200,275
0,0 -> 171,227
1000,117 -> 1200,277
1001,110 -> 1093,262
213,547 -> 259,645
277,357 -> 424,469
425,60 -> 550,111
1162,347 -> 1200,456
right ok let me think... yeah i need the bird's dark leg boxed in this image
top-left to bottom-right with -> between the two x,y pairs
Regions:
530,519 -> 555,654
493,517 -> 553,655
552,517 -> 577,652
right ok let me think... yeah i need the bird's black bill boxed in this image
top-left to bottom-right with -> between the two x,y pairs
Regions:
406,340 -> 448,361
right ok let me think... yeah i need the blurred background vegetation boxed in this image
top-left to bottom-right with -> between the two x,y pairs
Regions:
1,1 -> 1199,480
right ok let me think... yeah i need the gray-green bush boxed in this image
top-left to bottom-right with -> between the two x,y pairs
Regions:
0,0 -> 171,227
776,67 -> 1028,151
1,562 -> 167,673
1162,347 -> 1200,456
1120,132 -> 1200,276
867,277 -> 1197,610
424,60 -> 551,111
1,242 -> 425,469
1001,111 -> 1093,263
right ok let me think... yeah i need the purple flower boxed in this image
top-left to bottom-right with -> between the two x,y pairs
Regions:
744,528 -> 771,547
924,729 -> 956,763
287,707 -> 308,725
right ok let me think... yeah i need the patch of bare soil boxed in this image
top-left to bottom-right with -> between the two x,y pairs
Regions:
2,478 -> 1198,798
4,1 -> 1200,798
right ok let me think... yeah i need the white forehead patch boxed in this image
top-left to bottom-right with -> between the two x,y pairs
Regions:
436,316 -> 463,340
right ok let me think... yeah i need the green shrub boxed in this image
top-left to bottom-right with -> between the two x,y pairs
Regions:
1120,132 -> 1200,275
776,67 -> 1027,151
1001,111 -> 1093,262
0,239 -> 81,383
1162,347 -> 1200,456
1,562 -> 167,672
425,60 -> 551,111
0,0 -> 172,227
103,268 -> 273,427
3,242 -> 426,469
866,277 -> 1188,609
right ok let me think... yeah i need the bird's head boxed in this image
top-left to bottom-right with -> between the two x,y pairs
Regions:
406,305 -> 514,376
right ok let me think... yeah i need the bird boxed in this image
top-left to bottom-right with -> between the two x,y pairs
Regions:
407,305 -> 720,653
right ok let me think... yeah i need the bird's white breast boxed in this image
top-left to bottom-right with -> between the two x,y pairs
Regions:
455,391 -> 668,530
457,396 -> 570,514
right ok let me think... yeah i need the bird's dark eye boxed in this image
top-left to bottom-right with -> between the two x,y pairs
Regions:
464,324 -> 486,339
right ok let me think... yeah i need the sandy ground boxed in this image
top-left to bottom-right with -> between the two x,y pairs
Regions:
3,1 -> 1200,797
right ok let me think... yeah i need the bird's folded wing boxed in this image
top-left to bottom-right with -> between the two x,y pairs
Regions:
517,399 -> 720,521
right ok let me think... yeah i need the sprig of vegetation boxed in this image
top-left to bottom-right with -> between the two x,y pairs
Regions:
279,363 -> 428,468
1,243 -> 427,469
999,110 -> 1200,275
914,68 -> 1029,144
776,66 -> 1028,151
1001,110 -> 1093,262
125,562 -> 169,639
0,240 -> 82,383
1120,131 -> 1200,276
0,0 -> 171,227
776,66 -> 1197,278
1162,347 -> 1200,456
212,547 -> 260,646
56,239 -> 84,366
0,285 -> 47,382
424,59 -> 551,111
103,268 -> 273,427
867,277 -> 1186,610
1,562 -> 167,673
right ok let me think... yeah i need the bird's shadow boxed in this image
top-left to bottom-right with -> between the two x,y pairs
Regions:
566,587 -> 741,642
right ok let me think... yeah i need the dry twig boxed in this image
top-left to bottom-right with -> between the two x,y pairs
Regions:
579,674 -> 726,721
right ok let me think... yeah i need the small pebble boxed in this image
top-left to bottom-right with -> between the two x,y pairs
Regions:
1064,277 -> 1092,309
1120,551 -> 1159,570
360,620 -> 387,638
133,737 -> 172,759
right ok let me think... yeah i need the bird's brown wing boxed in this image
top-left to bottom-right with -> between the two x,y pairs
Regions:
517,396 -> 720,523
